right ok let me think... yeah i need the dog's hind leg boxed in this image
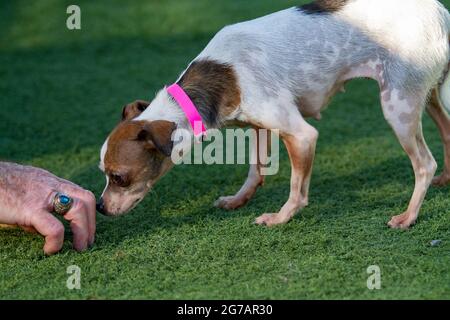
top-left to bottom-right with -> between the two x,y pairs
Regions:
381,88 -> 437,229
427,89 -> 450,186
215,128 -> 268,210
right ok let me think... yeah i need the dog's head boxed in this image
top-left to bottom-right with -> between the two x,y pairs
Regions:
97,101 -> 176,216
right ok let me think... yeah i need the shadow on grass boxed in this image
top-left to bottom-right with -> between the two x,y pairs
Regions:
76,151 -> 449,250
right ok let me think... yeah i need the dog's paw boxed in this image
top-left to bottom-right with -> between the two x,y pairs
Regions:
432,173 -> 450,187
388,213 -> 416,230
214,195 -> 248,210
254,213 -> 287,227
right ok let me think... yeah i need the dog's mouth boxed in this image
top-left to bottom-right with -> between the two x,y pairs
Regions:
127,197 -> 144,213
99,196 -> 144,217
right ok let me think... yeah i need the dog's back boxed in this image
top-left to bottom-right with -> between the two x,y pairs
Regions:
195,0 -> 450,115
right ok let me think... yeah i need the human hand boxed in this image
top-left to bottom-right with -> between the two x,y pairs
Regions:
0,162 -> 96,255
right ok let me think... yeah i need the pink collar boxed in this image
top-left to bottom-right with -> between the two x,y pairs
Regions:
167,84 -> 207,137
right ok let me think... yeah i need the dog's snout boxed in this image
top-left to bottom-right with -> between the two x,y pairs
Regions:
96,198 -> 106,215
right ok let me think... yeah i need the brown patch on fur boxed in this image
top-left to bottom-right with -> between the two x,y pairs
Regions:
284,136 -> 315,189
105,120 -> 175,185
299,0 -> 349,14
177,59 -> 241,127
139,120 -> 176,157
122,100 -> 150,121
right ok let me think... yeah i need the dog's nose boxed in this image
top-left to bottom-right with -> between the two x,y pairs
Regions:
96,198 -> 106,215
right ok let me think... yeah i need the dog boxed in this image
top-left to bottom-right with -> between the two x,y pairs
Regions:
98,0 -> 450,229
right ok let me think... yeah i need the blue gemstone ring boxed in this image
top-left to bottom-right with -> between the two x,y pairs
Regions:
53,193 -> 73,215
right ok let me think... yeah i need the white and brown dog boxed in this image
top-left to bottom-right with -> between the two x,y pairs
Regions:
98,0 -> 450,229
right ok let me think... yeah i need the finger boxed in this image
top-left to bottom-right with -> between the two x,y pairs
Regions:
63,199 -> 90,252
59,186 -> 96,246
31,211 -> 65,255
78,191 -> 96,246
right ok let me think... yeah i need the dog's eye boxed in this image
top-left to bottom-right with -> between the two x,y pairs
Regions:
110,174 -> 128,187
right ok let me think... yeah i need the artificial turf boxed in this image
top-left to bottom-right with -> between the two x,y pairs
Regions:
0,0 -> 449,300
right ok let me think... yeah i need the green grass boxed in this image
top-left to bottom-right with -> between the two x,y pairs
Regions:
0,0 -> 449,300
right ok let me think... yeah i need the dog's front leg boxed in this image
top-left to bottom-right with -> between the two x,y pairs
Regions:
255,121 -> 318,227
215,127 -> 269,210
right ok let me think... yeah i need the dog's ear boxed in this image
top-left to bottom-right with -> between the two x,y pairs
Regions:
121,100 -> 150,121
136,120 -> 176,157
